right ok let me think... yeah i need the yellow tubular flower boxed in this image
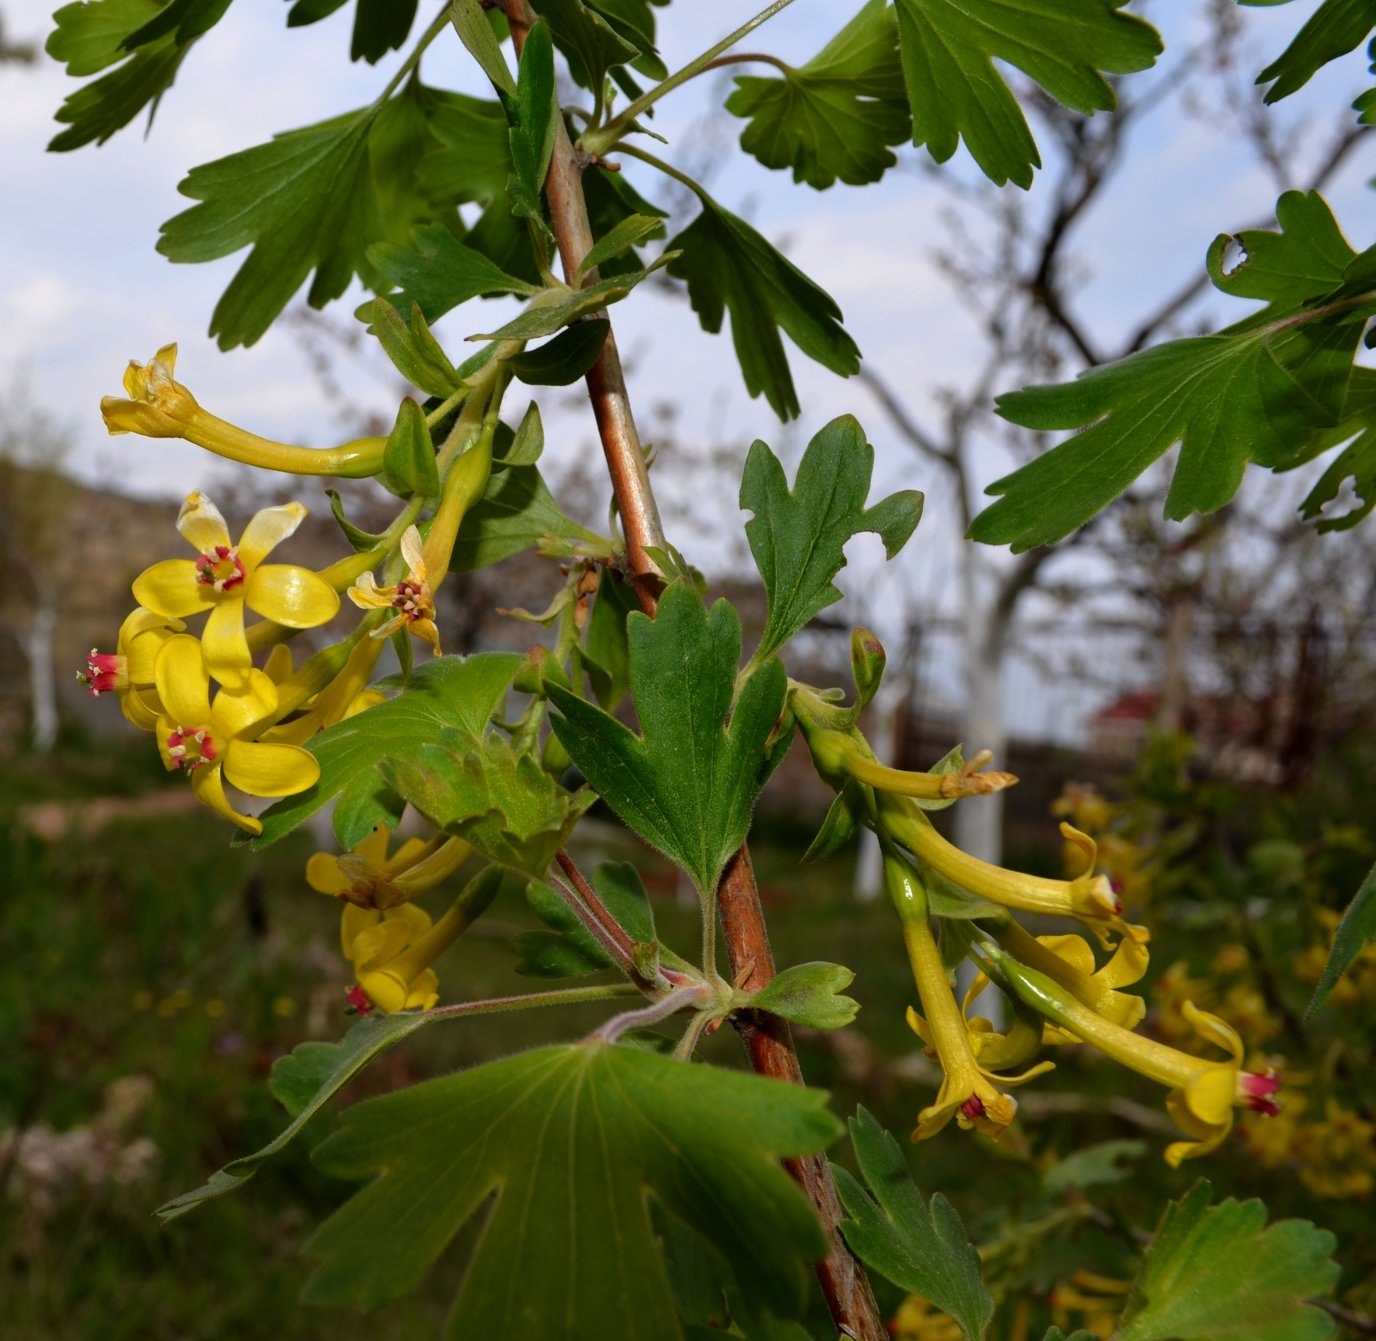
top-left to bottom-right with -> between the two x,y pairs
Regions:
339,868 -> 500,1013
990,918 -> 1149,1034
886,850 -> 1051,1142
308,825 -> 473,910
78,607 -> 185,731
100,344 -> 386,477
153,635 -> 320,835
262,637 -> 386,746
348,525 -> 441,654
133,493 -> 340,691
984,944 -> 1281,1166
881,791 -> 1147,947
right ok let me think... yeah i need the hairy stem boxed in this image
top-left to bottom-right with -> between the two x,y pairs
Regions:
427,981 -> 642,1020
499,8 -> 885,1335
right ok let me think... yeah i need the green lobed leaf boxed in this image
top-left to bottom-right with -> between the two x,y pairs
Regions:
504,318 -> 610,385
833,1107 -> 992,1341
894,0 -> 1162,188
416,90 -> 511,206
512,861 -> 657,978
726,0 -> 911,190
548,582 -> 788,897
1247,0 -> 1374,103
251,653 -> 522,849
1295,369 -> 1376,532
382,729 -> 594,878
1117,1181 -> 1339,1341
154,1013 -> 432,1220
1306,859 -> 1376,1015
538,0 -> 640,90
741,416 -> 923,662
971,192 -> 1376,551
448,462 -> 605,571
586,0 -> 667,79
381,396 -> 440,498
666,193 -> 860,420
749,962 -> 860,1029
368,221 -> 539,324
349,0 -> 418,63
46,0 -> 231,152
303,1044 -> 842,1335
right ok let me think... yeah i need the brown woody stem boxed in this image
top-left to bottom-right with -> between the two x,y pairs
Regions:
501,7 -> 884,1336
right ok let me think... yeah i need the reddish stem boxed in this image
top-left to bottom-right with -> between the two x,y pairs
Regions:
501,7 -> 884,1336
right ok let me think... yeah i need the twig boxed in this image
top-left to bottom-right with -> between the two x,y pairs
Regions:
499,8 -> 886,1335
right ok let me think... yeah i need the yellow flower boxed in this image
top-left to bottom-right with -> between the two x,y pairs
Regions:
800,721 -> 1017,801
307,825 -> 473,910
133,492 -> 340,691
260,637 -> 385,746
985,945 -> 1281,1166
101,343 -> 386,477
991,919 -> 1149,1035
153,634 -> 319,835
886,850 -> 1051,1142
347,525 -> 441,654
882,791 -> 1147,947
78,607 -> 185,731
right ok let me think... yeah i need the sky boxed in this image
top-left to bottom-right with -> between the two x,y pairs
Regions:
2,0 -> 1372,741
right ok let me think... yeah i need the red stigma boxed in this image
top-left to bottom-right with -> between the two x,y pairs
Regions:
960,1095 -> 986,1120
345,985 -> 374,1014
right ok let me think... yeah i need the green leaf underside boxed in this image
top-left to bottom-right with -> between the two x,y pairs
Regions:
833,1108 -> 992,1341
154,1013 -> 431,1220
514,861 -> 656,977
1116,1181 -> 1340,1341
751,962 -> 860,1029
449,0 -> 516,95
47,0 -> 233,152
1307,859 -> 1376,1015
1248,0 -> 1375,103
579,213 -> 666,277
382,396 -> 439,497
503,19 -> 558,228
371,298 -> 462,397
894,0 -> 1162,188
549,582 -> 788,897
726,0 -> 911,190
368,222 -> 538,323
972,192 -> 1376,550
1295,369 -> 1376,532
741,416 -> 922,662
251,653 -> 521,849
302,1044 -> 841,1338
468,257 -> 672,340
382,729 -> 594,877
448,463 -> 604,571
666,194 -> 860,421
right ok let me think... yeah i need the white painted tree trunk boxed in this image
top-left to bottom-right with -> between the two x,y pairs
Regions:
24,605 -> 59,754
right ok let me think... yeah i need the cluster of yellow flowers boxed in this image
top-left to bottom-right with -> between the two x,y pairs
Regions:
83,345 -> 494,1015
793,671 -> 1281,1167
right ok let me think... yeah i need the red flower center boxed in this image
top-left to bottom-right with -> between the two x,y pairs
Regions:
79,649 -> 127,697
345,984 -> 374,1015
167,725 -> 217,771
393,579 -> 429,621
960,1095 -> 986,1120
195,545 -> 246,592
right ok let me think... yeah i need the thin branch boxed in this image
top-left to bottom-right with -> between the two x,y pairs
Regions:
499,7 -> 886,1336
857,365 -> 952,468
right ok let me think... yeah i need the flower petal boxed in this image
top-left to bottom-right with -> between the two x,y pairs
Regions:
348,571 -> 392,611
201,597 -> 252,690
1182,1064 -> 1238,1126
121,687 -> 162,732
1182,1001 -> 1244,1062
247,564 -> 340,628
223,739 -> 320,797
306,853 -> 351,896
190,763 -> 260,834
400,525 -> 426,581
154,636 -> 212,725
212,669 -> 279,738
176,492 -> 232,553
132,560 -> 213,619
239,502 -> 307,569
124,625 -> 178,684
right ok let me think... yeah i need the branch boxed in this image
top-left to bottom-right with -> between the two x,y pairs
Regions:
499,8 -> 885,1336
